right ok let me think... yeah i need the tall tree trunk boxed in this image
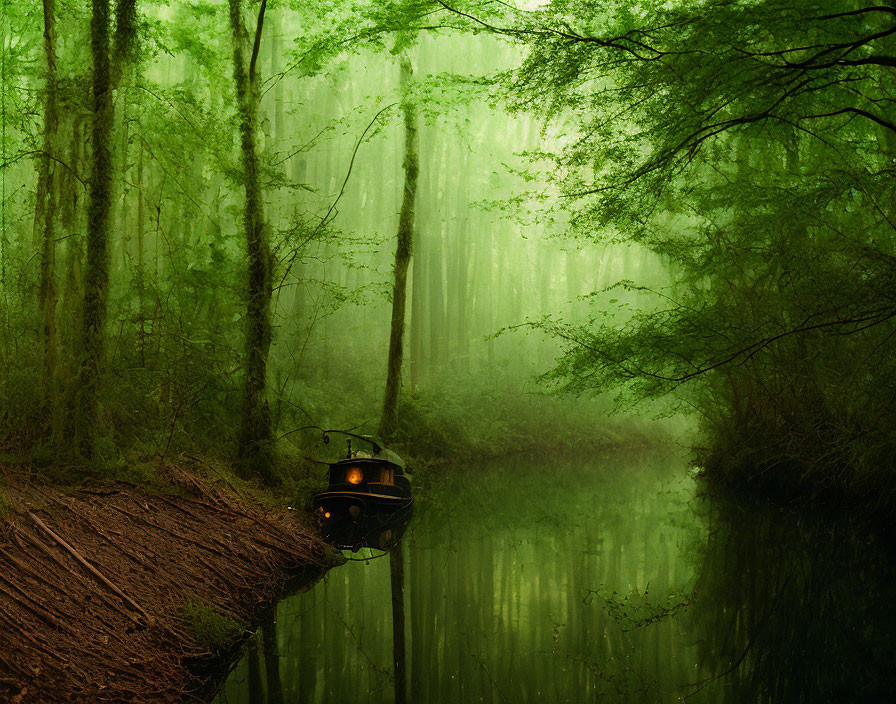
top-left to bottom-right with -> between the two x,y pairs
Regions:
427,138 -> 449,373
229,0 -> 275,483
73,0 -> 137,457
61,115 -> 84,378
0,1 -> 7,304
75,0 -> 115,457
452,149 -> 469,373
379,56 -> 419,440
409,154 -> 425,389
135,141 -> 145,366
38,0 -> 59,439
116,88 -> 130,272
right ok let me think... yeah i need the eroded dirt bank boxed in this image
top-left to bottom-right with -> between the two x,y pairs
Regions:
0,464 -> 332,703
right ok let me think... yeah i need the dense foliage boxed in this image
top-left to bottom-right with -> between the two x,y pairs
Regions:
5,0 -> 893,506
1,0 -> 646,482
446,0 -> 896,505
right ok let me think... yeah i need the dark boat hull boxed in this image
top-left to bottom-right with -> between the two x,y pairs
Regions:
315,492 -> 414,551
315,489 -> 410,510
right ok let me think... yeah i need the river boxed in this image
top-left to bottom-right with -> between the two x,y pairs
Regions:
215,450 -> 896,703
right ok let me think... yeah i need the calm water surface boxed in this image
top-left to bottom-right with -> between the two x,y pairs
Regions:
216,452 -> 896,703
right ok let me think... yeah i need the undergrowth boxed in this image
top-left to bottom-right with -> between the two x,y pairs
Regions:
0,484 -> 12,518
389,378 -> 669,463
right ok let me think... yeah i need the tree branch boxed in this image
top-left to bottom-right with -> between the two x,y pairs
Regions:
249,0 -> 267,87
817,6 -> 896,21
799,106 -> 896,133
579,307 -> 896,385
274,103 -> 397,295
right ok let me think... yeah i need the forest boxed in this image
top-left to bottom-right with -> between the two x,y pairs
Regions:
1,1 -> 895,703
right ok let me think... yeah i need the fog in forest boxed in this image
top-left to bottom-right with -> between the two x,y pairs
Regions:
2,1 -> 896,703
0,3 -> 671,469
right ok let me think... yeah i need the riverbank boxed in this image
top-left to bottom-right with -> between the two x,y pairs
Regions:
0,462 -> 334,704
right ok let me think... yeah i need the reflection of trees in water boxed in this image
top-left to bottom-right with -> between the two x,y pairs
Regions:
401,462 -> 703,703
582,584 -> 693,633
240,613 -> 278,704
213,464 -> 896,703
261,611 -> 284,704
688,500 -> 896,703
220,461 -> 830,703
390,542 -> 407,704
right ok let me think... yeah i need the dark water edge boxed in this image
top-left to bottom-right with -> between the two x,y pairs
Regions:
214,451 -> 896,703
196,564 -> 334,704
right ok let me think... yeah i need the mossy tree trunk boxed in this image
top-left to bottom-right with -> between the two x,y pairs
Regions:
38,0 -> 59,440
60,115 -> 84,389
228,0 -> 275,483
75,0 -> 115,457
135,141 -> 146,367
379,56 -> 419,441
74,0 -> 137,458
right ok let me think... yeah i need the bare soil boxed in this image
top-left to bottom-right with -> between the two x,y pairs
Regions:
0,462 -> 332,703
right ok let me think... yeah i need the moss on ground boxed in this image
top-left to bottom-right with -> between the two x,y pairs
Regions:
182,600 -> 245,655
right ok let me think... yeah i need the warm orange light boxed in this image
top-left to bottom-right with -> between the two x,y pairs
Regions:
324,512 -> 331,519
346,468 -> 363,484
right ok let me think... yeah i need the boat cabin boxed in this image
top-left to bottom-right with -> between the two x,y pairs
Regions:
314,436 -> 413,550
329,458 -> 397,488
322,443 -> 409,495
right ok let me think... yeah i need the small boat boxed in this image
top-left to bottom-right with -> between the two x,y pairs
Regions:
313,432 -> 413,551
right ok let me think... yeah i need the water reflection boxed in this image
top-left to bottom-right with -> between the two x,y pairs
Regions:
215,454 -> 895,703
689,497 -> 896,702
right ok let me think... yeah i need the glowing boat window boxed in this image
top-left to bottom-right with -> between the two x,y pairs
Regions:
345,467 -> 363,484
